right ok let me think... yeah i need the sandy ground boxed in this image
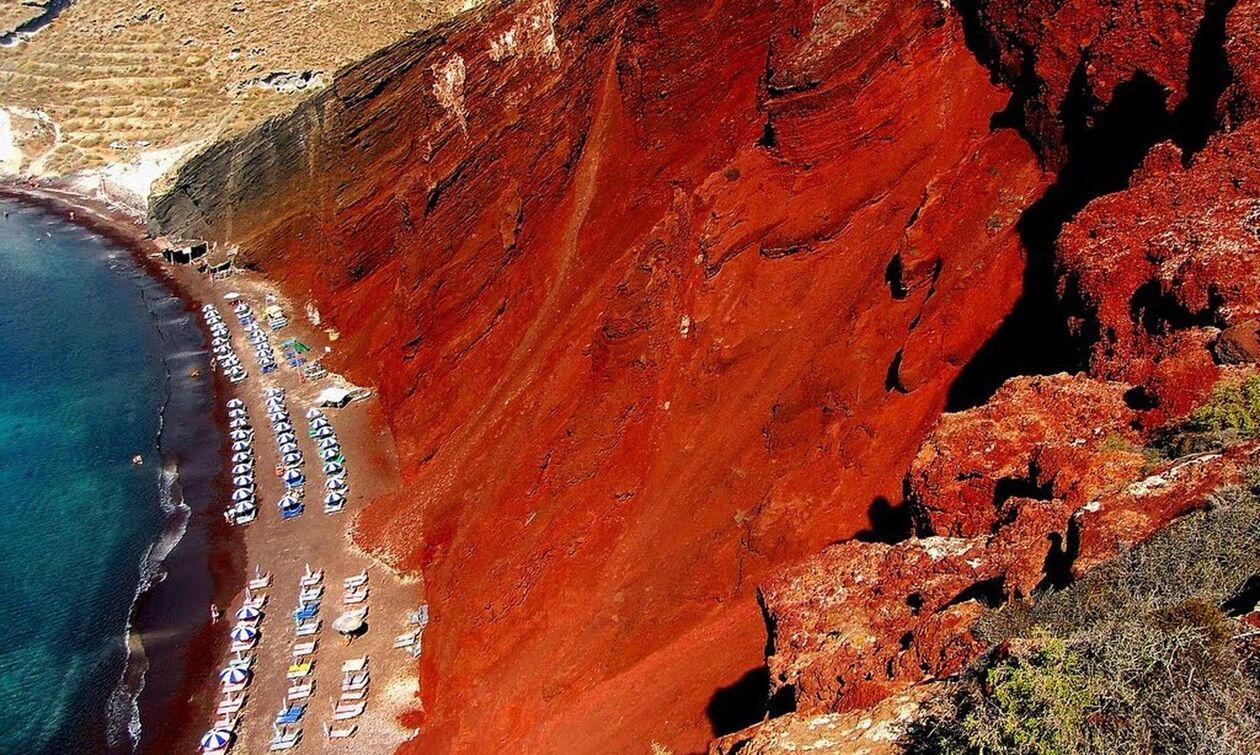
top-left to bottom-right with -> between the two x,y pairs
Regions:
171,263 -> 426,754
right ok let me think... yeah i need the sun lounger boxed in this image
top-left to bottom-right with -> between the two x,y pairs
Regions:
341,657 -> 368,674
268,728 -> 301,751
242,594 -> 267,610
230,640 -> 256,654
394,630 -> 419,649
299,567 -> 323,587
217,694 -> 246,714
292,640 -> 317,658
341,672 -> 370,692
275,703 -> 306,725
214,714 -> 240,732
407,605 -> 430,627
295,619 -> 320,637
299,585 -> 324,602
339,688 -> 367,702
326,723 -> 358,739
227,653 -> 254,670
343,587 -> 368,604
333,701 -> 366,720
287,681 -> 314,701
286,661 -> 313,679
221,680 -> 247,694
343,571 -> 368,589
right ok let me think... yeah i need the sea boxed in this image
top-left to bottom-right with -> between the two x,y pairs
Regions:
0,196 -> 222,753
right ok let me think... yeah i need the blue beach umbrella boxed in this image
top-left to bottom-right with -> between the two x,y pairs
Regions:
283,453 -> 302,467
229,625 -> 256,642
326,477 -> 346,491
314,426 -> 335,439
284,469 -> 305,487
279,443 -> 299,455
324,492 -> 346,506
230,441 -> 251,453
219,666 -> 249,685
231,452 -> 252,465
318,447 -> 340,462
279,494 -> 301,510
305,408 -> 323,420
235,605 -> 261,621
199,729 -> 232,751
316,437 -> 338,450
231,464 -> 251,476
322,461 -> 344,476
231,489 -> 253,502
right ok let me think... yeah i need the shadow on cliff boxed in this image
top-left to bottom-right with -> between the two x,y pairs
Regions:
945,0 -> 1239,411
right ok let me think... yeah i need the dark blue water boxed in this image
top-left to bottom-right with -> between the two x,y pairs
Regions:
0,198 -> 170,752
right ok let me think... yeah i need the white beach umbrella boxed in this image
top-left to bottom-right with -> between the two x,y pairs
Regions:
283,469 -> 305,487
228,408 -> 247,419
326,477 -> 346,491
199,729 -> 232,751
279,442 -> 299,455
274,421 -> 294,433
314,426 -> 335,439
230,441 -> 251,453
229,429 -> 251,442
283,453 -> 302,466
305,409 -> 323,420
229,625 -> 257,642
231,452 -> 252,465
231,464 -> 252,476
276,432 -> 297,446
232,500 -> 256,515
322,462 -> 344,476
219,666 -> 250,685
324,492 -> 346,506
309,417 -> 330,429
279,494 -> 301,510
233,475 -> 254,488
231,489 -> 253,502
228,418 -> 250,430
226,398 -> 245,409
235,605 -> 261,621
318,447 -> 340,462
316,437 -> 338,450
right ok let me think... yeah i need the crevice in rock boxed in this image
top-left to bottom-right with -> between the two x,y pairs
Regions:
706,666 -> 771,737
885,349 -> 909,393
885,252 -> 908,299
1130,279 -> 1223,335
945,71 -> 1178,411
945,576 -> 1007,610
1173,0 -> 1239,160
854,495 -> 914,544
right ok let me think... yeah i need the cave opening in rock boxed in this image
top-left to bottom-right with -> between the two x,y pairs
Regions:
706,666 -> 773,737
946,70 -> 1180,411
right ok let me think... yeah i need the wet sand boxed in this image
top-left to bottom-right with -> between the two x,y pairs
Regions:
1,180 -> 425,754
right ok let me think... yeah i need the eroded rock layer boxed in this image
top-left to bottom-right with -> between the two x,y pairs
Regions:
152,0 -> 1049,750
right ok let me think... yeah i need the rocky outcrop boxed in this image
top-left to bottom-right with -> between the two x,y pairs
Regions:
151,0 -> 1049,750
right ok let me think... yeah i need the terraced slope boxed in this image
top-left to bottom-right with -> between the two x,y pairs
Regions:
0,0 -> 477,176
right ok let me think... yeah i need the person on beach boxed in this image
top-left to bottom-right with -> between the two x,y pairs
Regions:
210,604 -> 221,623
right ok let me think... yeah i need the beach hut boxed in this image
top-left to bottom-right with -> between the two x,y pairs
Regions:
235,605 -> 261,622
229,625 -> 257,643
317,387 -> 353,408
284,469 -> 305,488
199,728 -> 232,753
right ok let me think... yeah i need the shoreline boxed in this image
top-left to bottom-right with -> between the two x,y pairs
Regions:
2,177 -> 423,755
0,179 -> 246,755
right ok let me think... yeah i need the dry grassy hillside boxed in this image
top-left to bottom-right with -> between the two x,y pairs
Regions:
0,0 -> 477,177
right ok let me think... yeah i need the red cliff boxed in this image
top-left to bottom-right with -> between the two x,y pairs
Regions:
148,0 -> 1260,751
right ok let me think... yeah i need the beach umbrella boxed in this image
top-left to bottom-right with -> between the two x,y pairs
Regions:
230,441 -> 251,453
318,447 -> 340,462
283,453 -> 302,466
276,432 -> 297,446
231,489 -> 253,502
229,429 -> 251,442
232,500 -> 256,514
316,437 -> 338,450
231,463 -> 252,476
229,625 -> 257,642
199,729 -> 232,751
235,605 -> 261,621
268,414 -> 287,426
264,387 -> 284,397
231,451 -> 252,464
332,611 -> 365,635
228,418 -> 250,430
310,417 -> 330,429
279,442 -> 299,455
233,475 -> 254,488
275,421 -> 294,433
219,666 -> 250,685
226,398 -> 245,409
324,492 -> 346,506
314,426 -> 335,439
322,461 -> 344,476
305,408 -> 323,420
284,469 -> 305,487
228,408 -> 246,419
326,477 -> 346,491
279,494 -> 301,510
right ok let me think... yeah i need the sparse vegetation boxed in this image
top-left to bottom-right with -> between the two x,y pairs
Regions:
907,483 -> 1260,754
1156,375 -> 1260,456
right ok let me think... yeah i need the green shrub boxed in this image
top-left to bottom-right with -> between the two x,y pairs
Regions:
1187,375 -> 1260,437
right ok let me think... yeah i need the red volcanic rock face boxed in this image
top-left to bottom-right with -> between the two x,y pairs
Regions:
1057,122 -> 1260,420
746,374 -> 1255,732
152,0 -> 1045,750
962,0 -> 1208,162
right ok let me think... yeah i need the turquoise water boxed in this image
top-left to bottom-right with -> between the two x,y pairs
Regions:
0,199 -> 167,752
